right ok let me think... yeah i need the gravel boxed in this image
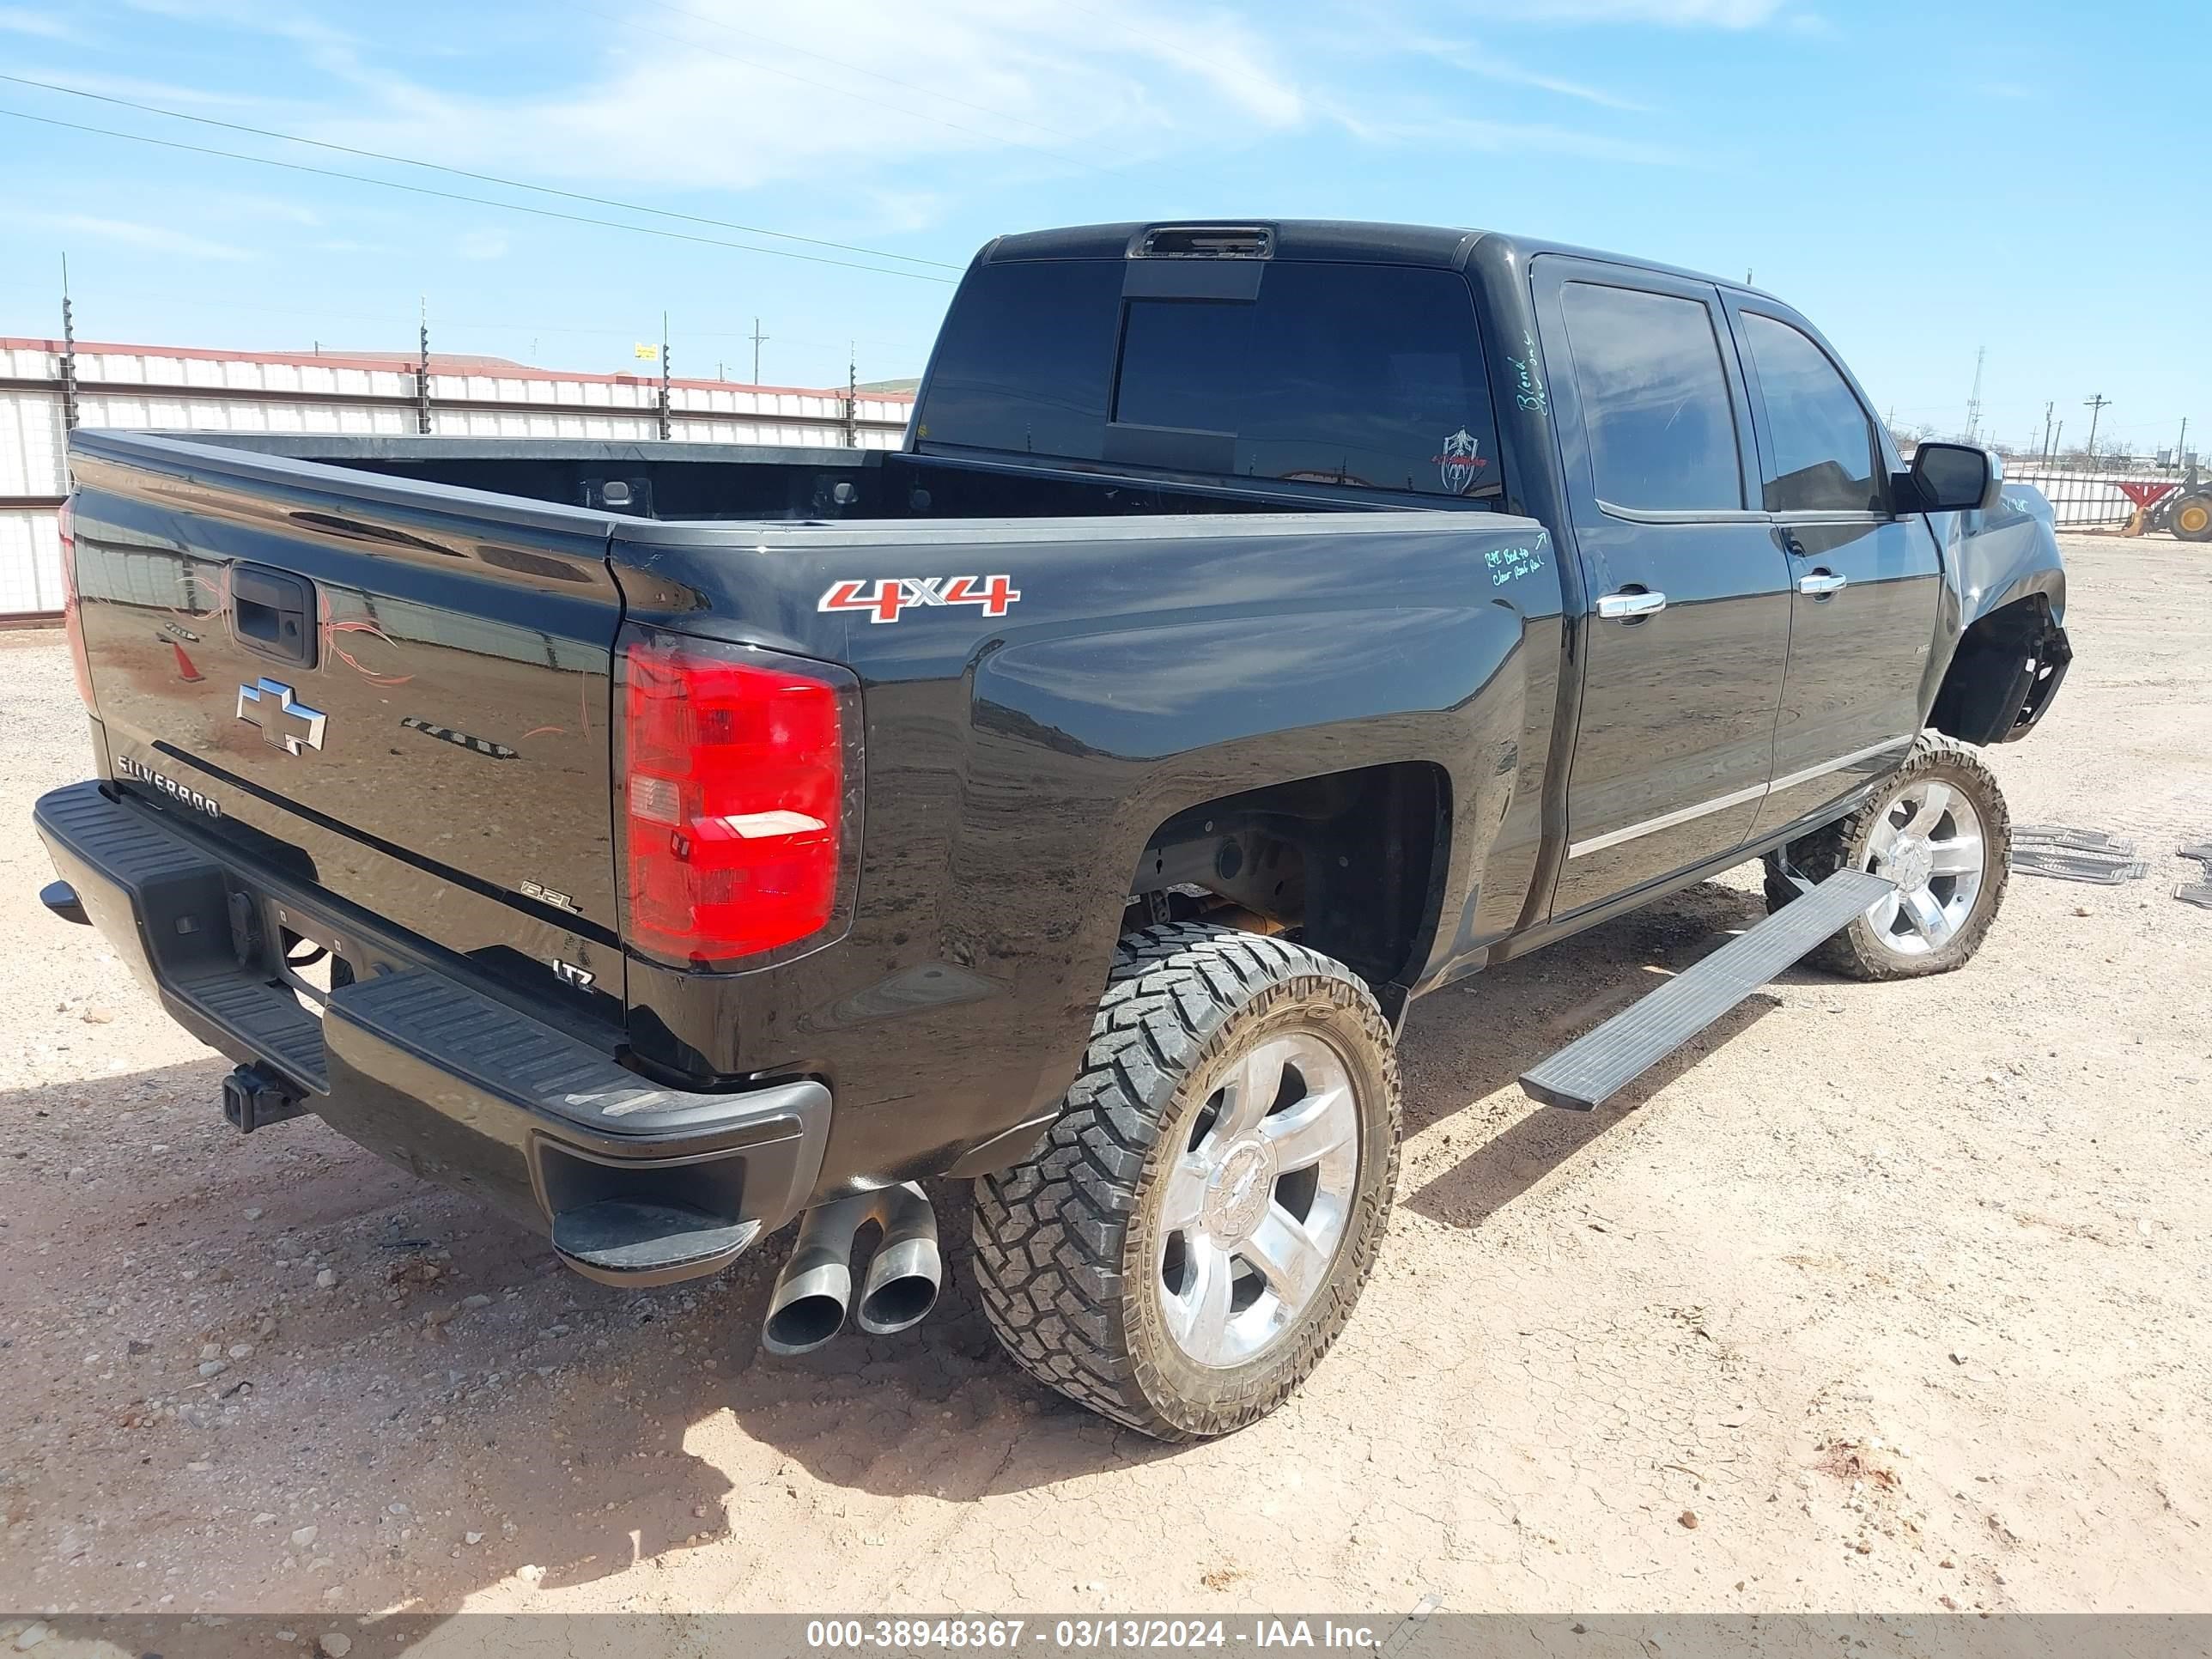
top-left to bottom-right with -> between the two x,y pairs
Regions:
0,533 -> 2205,1619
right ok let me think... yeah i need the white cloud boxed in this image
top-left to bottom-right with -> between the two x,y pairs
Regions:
117,0 -> 368,81
25,0 -> 1702,252
1340,27 -> 1652,111
0,6 -> 74,39
0,67 -> 268,106
1469,0 -> 1790,21
296,0 -> 1310,194
458,228 -> 508,261
208,192 -> 326,228
1344,110 -> 1682,166
26,211 -> 256,262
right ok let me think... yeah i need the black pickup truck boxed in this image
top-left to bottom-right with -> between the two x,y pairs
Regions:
36,219 -> 2069,1441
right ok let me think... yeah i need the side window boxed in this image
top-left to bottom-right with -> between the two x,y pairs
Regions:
1739,312 -> 1886,514
1558,282 -> 1744,514
1113,264 -> 1501,499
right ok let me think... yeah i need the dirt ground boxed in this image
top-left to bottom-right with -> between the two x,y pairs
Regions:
2,532 -> 2207,1626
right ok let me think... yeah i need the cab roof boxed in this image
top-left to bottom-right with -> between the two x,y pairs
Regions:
981,219 -> 1762,300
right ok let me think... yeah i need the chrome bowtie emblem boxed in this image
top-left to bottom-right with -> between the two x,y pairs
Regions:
235,678 -> 327,755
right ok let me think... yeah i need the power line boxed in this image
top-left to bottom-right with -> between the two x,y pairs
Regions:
0,280 -> 933,362
0,105 -> 957,283
632,0 -> 1125,155
0,73 -> 963,273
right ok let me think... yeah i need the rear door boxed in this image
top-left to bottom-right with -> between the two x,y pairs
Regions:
1723,299 -> 1942,835
1534,257 -> 1793,916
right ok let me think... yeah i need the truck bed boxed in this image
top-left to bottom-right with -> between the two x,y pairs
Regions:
176,434 -> 1497,526
60,428 -> 1561,1197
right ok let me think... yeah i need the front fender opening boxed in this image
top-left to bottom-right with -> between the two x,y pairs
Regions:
1929,596 -> 2071,746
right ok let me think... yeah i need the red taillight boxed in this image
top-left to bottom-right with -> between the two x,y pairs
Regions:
58,499 -> 94,710
622,636 -> 847,965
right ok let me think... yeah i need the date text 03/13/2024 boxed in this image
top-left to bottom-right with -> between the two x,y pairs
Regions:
804,1618 -> 1382,1651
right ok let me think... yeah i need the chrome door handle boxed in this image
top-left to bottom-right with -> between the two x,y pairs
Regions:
1797,571 -> 1847,597
1595,590 -> 1667,619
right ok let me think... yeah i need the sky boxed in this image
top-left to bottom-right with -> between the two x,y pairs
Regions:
0,0 -> 2203,455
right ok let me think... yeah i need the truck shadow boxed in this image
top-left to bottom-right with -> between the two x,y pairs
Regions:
1396,875 -> 1784,1232
1,877 -> 1817,1613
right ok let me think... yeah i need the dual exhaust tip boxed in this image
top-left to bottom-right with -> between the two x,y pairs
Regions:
761,1181 -> 942,1356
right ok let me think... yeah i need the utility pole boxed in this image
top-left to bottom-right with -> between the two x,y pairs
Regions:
2082,394 -> 2111,465
843,343 -> 859,448
657,311 -> 672,441
58,254 -> 80,433
2177,416 -> 2189,471
416,296 -> 432,434
2051,418 -> 2063,460
1964,346 -> 1985,442
750,317 -> 769,386
2039,401 -> 2054,463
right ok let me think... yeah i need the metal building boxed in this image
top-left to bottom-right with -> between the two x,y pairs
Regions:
0,337 -> 915,619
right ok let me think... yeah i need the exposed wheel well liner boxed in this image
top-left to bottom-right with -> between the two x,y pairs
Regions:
1128,763 -> 1449,1006
1929,594 -> 2070,746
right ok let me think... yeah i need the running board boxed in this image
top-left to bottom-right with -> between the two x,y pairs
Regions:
1518,869 -> 1893,1113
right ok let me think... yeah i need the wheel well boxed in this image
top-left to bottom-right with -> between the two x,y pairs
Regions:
1929,594 -> 2069,746
1127,763 -> 1449,1007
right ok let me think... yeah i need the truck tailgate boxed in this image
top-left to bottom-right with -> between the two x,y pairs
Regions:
64,433 -> 624,944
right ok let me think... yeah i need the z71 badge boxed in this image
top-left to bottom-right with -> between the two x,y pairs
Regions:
818,574 -> 1020,625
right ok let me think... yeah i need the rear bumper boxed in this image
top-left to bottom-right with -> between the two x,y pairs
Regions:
33,780 -> 827,1286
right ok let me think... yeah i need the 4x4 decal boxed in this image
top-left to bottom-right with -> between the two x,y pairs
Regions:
818,574 -> 1022,625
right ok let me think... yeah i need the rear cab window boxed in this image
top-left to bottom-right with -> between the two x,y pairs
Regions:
916,258 -> 1502,501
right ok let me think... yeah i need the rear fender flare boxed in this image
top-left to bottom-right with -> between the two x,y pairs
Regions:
962,600 -> 1534,1000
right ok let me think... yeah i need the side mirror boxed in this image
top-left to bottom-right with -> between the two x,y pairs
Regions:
1903,441 -> 2004,514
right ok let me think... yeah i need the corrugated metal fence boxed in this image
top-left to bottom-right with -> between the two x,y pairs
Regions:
1998,462 -> 2199,531
0,337 -> 915,618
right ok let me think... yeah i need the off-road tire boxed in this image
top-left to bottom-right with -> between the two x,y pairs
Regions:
1763,732 -> 2010,981
2170,491 -> 2212,543
970,923 -> 1401,1441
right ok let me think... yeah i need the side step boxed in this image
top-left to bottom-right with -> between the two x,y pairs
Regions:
1518,869 -> 1893,1113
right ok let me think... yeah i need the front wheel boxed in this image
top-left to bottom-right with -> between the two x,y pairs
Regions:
971,923 -> 1401,1441
1764,732 -> 2011,981
2170,491 -> 2212,543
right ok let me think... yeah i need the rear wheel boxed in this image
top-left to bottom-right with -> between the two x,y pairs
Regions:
2171,492 -> 2212,543
1763,733 -> 2010,981
970,923 -> 1401,1441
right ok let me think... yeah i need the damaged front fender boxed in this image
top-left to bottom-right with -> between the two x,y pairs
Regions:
1926,485 -> 2071,745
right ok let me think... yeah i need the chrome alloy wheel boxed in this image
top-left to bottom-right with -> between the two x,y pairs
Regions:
1862,778 -> 1987,956
1153,1031 -> 1362,1369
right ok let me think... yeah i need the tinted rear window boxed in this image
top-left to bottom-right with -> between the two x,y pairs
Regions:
914,259 -> 1123,459
917,258 -> 1499,499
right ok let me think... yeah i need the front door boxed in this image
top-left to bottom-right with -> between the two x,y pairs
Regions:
1724,299 -> 1944,836
1534,257 -> 1794,917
